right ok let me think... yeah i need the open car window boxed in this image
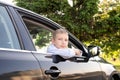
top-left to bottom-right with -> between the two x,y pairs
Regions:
22,17 -> 84,53
22,17 -> 53,53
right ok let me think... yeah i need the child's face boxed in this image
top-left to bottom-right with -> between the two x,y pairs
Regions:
52,33 -> 68,49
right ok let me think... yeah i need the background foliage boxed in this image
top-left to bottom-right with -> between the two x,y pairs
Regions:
14,0 -> 120,59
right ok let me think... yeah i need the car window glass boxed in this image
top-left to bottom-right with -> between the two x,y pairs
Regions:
22,17 -> 52,53
0,6 -> 20,49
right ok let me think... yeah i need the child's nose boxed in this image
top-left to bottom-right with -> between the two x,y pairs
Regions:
62,40 -> 66,44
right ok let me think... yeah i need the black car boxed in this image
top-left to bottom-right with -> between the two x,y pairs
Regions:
0,1 -> 120,80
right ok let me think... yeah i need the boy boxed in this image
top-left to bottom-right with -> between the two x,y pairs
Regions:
47,28 -> 82,58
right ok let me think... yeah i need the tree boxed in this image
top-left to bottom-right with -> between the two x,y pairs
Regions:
14,0 -> 99,41
94,0 -> 120,58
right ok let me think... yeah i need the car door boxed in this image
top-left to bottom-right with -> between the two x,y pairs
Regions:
17,9 -> 103,80
0,49 -> 43,80
0,5 -> 43,80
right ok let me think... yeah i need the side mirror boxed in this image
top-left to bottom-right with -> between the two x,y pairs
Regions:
88,45 -> 101,57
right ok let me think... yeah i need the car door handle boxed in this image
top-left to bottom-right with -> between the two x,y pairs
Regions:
45,66 -> 61,78
45,69 -> 61,75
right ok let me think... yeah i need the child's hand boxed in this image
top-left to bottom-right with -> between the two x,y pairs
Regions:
74,49 -> 82,56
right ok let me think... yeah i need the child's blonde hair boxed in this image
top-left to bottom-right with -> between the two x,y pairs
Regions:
52,28 -> 68,39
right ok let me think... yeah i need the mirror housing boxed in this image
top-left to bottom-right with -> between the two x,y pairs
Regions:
88,45 -> 101,57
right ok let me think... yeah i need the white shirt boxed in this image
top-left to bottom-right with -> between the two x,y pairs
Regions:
47,44 -> 77,58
